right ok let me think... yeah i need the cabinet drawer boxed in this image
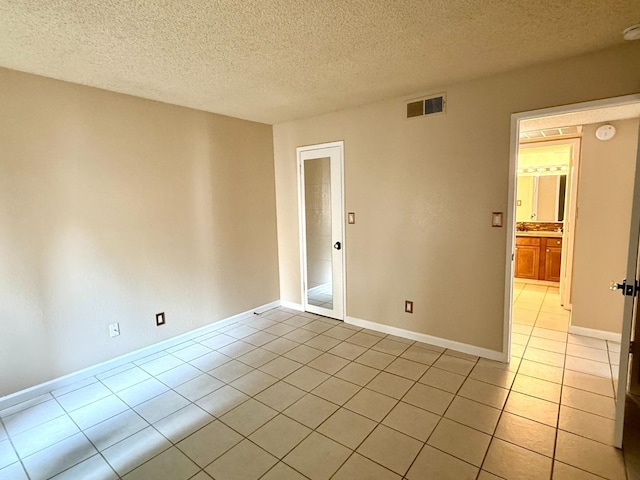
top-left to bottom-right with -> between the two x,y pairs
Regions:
516,237 -> 541,246
546,238 -> 563,248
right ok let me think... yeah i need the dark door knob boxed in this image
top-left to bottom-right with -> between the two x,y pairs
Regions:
334,242 -> 341,250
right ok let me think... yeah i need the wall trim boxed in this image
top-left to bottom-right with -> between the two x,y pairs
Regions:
568,325 -> 622,343
280,300 -> 304,311
0,300 -> 281,411
345,316 -> 505,362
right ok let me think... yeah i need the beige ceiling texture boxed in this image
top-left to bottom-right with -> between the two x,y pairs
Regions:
0,1 -> 638,124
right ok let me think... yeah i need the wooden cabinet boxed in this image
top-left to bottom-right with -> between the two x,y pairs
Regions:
542,238 -> 563,282
515,236 -> 562,282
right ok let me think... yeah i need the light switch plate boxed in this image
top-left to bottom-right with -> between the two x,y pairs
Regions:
492,212 -> 503,227
348,212 -> 356,224
109,323 -> 120,338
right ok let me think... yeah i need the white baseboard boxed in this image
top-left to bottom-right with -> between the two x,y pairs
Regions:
0,299 -> 281,410
279,300 -> 304,311
568,325 -> 622,343
345,316 -> 505,362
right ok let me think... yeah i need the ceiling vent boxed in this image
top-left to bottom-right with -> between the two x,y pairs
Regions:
406,93 -> 446,119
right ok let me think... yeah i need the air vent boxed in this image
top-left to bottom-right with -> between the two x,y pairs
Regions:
406,93 -> 446,119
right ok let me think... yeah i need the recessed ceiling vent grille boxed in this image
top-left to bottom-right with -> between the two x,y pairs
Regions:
406,93 -> 446,119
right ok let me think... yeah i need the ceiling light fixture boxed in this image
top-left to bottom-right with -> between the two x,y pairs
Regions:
624,24 -> 640,41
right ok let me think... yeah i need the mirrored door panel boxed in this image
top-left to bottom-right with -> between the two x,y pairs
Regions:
298,143 -> 344,320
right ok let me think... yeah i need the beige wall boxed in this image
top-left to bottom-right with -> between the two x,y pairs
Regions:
0,68 -> 279,396
273,43 -> 640,353
571,119 -> 639,334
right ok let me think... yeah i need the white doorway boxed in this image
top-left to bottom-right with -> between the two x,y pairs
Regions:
297,141 -> 346,321
504,94 -> 640,448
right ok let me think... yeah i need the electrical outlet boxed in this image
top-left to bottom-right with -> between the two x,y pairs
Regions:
109,323 -> 120,337
405,300 -> 414,314
156,312 -> 166,326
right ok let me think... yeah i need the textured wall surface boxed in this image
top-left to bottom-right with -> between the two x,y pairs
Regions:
273,43 -> 640,353
0,68 -> 280,396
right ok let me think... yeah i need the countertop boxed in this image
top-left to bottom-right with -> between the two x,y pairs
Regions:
516,231 -> 563,238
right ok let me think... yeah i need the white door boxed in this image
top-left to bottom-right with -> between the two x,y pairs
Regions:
614,121 -> 640,447
298,142 -> 345,320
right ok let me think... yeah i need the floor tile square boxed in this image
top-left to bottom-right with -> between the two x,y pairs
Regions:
469,364 -> 516,388
262,337 -> 299,355
562,370 -> 614,397
317,408 -> 376,449
259,356 -> 303,379
561,386 -> 615,419
50,454 -> 117,480
403,383 -> 453,415
483,438 -> 552,479
372,338 -> 410,356
400,346 -> 442,366
355,349 -> 396,369
0,462 -> 29,480
382,401 -> 439,441
11,415 -> 79,459
171,343 -> 213,362
432,355 -> 476,376
230,369 -> 278,396
357,424 -> 422,475
308,353 -> 349,374
512,374 -> 561,403
407,444 -> 478,480
102,427 -> 169,476
335,362 -> 379,386
284,365 -> 330,391
332,453 -> 401,480
177,420 -> 242,467
312,377 -> 361,405
457,378 -> 509,409
153,403 -> 214,443
237,348 -> 278,368
552,461 -> 604,479
305,334 -> 342,351
156,363 -> 202,388
134,390 -> 190,424
0,441 -> 17,469
284,328 -> 318,343
189,351 -> 232,372
138,354 -> 184,376
504,391 -> 559,427
283,432 -> 352,480
444,396 -> 500,434
249,414 -> 312,458
219,398 -> 277,436
328,342 -> 367,360
83,409 -> 149,451
419,367 -> 465,393
3,399 -> 66,437
123,447 -> 198,480
345,332 -> 382,348
284,394 -> 338,429
205,439 -> 277,480
366,371 -> 413,399
427,418 -> 491,466
494,411 -> 555,457
559,405 -> 615,446
324,326 -> 357,341
69,395 -> 129,430
56,382 -> 113,411
209,359 -> 254,383
344,388 -> 397,422
195,385 -> 249,417
517,359 -> 563,384
255,381 -> 306,411
173,373 -> 224,402
385,357 -> 429,380
260,462 -> 307,480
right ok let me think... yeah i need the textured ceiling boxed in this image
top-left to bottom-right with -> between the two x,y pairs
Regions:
0,1 -> 638,124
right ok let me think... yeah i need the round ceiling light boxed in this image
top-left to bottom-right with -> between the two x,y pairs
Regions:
623,24 -> 640,41
595,124 -> 616,141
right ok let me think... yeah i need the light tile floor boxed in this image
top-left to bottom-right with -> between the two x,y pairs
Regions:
0,285 -> 633,479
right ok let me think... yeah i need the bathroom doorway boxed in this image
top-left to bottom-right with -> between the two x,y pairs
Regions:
505,94 -> 640,448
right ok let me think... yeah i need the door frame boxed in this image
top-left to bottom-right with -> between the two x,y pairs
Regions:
504,93 -> 640,448
296,141 -> 346,320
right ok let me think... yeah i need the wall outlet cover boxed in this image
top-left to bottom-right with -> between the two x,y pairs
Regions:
405,301 -> 414,314
156,312 -> 166,326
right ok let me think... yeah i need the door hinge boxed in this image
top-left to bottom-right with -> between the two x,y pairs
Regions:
631,341 -> 636,355
610,279 -> 639,297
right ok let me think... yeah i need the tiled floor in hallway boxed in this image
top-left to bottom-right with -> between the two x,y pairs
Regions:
0,285 -> 630,479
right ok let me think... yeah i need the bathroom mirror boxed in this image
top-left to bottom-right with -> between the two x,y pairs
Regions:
516,174 -> 567,222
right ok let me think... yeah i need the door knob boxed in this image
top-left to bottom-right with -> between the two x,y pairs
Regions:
610,281 -> 623,291
334,242 -> 341,250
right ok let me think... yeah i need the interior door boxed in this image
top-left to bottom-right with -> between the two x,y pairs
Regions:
614,121 -> 640,447
298,142 -> 345,320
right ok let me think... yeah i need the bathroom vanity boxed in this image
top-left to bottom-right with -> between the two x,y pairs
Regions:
515,232 -> 563,282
